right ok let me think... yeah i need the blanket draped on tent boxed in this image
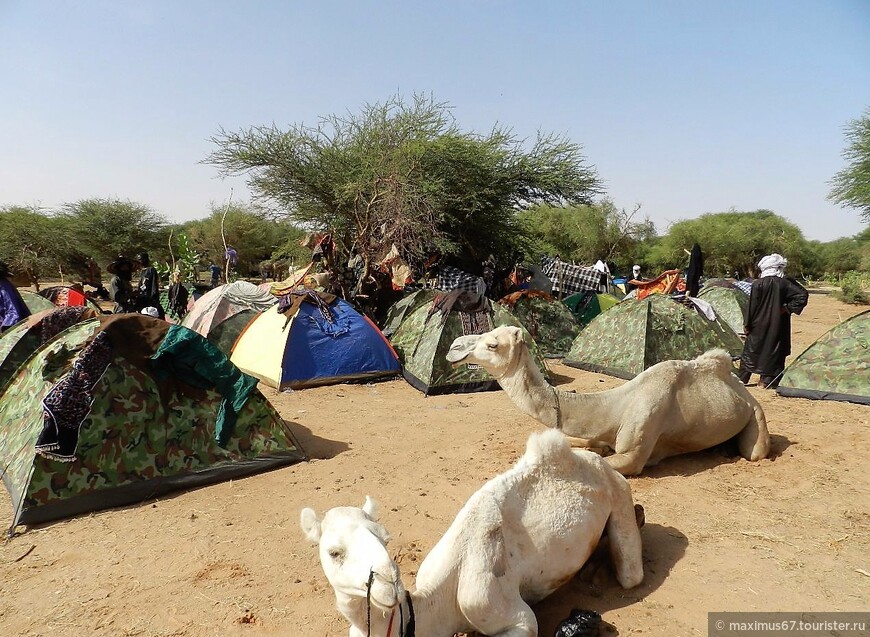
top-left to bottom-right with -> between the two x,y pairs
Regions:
540,256 -> 604,296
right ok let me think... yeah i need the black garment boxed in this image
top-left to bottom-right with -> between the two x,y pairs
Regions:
739,275 -> 808,386
167,283 -> 190,320
686,243 -> 704,297
108,275 -> 136,313
137,266 -> 165,319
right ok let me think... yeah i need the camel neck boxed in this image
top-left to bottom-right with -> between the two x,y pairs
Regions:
495,347 -> 626,444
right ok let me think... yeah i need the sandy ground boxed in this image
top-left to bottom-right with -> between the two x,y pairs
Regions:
1,293 -> 868,637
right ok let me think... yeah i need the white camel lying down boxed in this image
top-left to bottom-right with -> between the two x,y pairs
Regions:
446,326 -> 770,475
301,429 -> 643,637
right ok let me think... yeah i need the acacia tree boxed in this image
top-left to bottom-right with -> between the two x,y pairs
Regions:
61,198 -> 168,264
829,108 -> 870,223
206,94 -> 602,274
0,205 -> 69,283
649,210 -> 809,277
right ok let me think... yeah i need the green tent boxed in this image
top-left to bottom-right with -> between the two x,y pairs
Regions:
390,292 -> 548,394
562,291 -> 621,327
19,290 -> 55,314
697,285 -> 748,336
498,290 -> 580,358
382,288 -> 441,338
0,317 -> 306,530
0,307 -> 100,392
563,294 -> 744,379
777,309 -> 870,405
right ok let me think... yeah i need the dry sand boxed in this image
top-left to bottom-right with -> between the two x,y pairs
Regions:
1,293 -> 868,636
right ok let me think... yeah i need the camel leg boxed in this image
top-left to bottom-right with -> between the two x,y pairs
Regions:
604,417 -> 659,475
604,478 -> 644,588
460,576 -> 537,637
738,404 -> 770,461
564,435 -> 611,455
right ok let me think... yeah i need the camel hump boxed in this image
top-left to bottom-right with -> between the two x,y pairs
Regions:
523,429 -> 573,466
692,348 -> 734,378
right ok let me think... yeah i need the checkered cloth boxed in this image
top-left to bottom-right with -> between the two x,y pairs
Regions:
436,265 -> 485,294
540,256 -> 604,296
733,280 -> 752,296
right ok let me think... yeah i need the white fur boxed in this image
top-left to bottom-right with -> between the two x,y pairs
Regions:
301,429 -> 643,637
446,326 -> 770,475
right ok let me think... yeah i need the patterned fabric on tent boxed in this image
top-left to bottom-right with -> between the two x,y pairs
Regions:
0,316 -> 305,531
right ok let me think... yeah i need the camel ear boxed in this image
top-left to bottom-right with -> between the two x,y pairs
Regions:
300,508 -> 322,543
511,326 -> 524,343
362,495 -> 379,521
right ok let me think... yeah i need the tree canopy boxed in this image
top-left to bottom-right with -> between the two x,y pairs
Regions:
61,198 -> 169,264
206,94 -> 603,270
648,210 -> 810,277
829,108 -> 870,223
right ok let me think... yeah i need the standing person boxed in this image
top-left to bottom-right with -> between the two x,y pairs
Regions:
166,271 -> 190,321
738,254 -> 809,389
107,256 -> 137,313
136,252 -> 165,320
0,261 -> 31,331
208,262 -> 222,288
685,243 -> 704,297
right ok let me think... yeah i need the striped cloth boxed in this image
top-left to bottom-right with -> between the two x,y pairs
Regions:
436,265 -> 485,295
734,280 -> 752,296
540,256 -> 604,296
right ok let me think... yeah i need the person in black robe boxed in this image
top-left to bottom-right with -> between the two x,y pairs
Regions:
166,271 -> 190,321
738,254 -> 808,389
685,243 -> 703,297
107,256 -> 137,314
136,251 -> 165,320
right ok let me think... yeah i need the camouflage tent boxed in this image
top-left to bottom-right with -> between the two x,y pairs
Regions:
697,285 -> 748,336
0,307 -> 100,391
19,290 -> 55,314
498,290 -> 580,358
382,288 -> 441,338
390,291 -> 548,394
777,309 -> 870,405
563,294 -> 744,379
562,291 -> 621,327
0,316 -> 305,530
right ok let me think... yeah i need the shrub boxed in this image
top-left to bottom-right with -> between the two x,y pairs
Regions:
833,271 -> 870,305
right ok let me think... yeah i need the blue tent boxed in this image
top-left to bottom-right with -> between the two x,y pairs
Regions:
230,296 -> 400,389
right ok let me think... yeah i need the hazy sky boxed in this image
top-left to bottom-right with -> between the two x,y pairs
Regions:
1,1 -> 868,241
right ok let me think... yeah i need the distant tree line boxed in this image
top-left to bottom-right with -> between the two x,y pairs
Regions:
2,95 -> 867,297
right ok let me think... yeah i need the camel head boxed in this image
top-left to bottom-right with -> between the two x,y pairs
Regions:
300,496 -> 404,614
446,325 -> 525,378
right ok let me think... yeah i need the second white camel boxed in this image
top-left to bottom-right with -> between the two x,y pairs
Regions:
446,326 -> 769,475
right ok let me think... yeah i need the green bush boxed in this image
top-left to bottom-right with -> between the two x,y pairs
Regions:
833,271 -> 870,305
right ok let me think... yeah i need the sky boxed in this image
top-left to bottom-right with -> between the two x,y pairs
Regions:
1,1 -> 868,242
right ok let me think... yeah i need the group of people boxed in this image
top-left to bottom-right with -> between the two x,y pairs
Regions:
106,252 -> 166,318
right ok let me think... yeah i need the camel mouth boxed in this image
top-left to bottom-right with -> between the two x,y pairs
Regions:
446,335 -> 479,366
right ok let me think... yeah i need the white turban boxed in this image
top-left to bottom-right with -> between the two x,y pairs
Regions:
140,306 -> 160,318
758,254 -> 787,278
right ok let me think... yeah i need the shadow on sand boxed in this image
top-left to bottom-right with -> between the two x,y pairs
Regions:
533,522 -> 689,636
287,421 -> 350,460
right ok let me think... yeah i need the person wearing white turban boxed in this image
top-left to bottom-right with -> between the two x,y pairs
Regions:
738,254 -> 809,388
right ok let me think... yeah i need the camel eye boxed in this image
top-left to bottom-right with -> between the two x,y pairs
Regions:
486,341 -> 498,350
327,548 -> 344,561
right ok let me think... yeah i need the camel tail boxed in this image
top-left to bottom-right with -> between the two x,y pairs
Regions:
523,429 -> 572,467
692,348 -> 734,379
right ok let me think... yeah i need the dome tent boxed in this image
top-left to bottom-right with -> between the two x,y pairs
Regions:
564,294 -> 743,379
182,281 -> 277,354
498,290 -> 580,358
389,290 -> 549,395
777,309 -> 870,405
230,291 -> 400,390
0,315 -> 305,531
